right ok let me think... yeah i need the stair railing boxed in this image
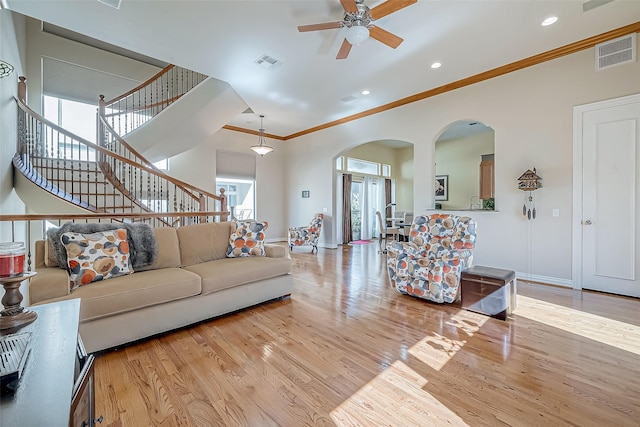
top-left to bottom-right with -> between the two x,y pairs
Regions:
15,91 -> 227,220
97,112 -> 225,214
100,64 -> 208,138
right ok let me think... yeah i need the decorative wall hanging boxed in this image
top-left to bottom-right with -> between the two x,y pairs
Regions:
517,167 -> 541,220
0,60 -> 14,78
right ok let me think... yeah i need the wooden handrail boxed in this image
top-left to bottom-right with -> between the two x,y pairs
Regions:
97,114 -> 221,202
16,96 -> 222,203
103,64 -> 176,106
102,95 -> 183,116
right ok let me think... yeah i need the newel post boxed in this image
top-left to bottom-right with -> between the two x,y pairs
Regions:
98,95 -> 105,148
18,76 -> 26,103
219,188 -> 228,221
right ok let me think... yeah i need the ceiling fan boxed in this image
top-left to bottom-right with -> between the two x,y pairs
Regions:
298,0 -> 417,60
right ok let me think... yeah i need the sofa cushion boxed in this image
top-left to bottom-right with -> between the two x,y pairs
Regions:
62,229 -> 133,289
67,268 -> 202,322
227,221 -> 268,258
177,222 -> 234,266
136,227 -> 181,271
44,238 -> 58,268
184,256 -> 292,295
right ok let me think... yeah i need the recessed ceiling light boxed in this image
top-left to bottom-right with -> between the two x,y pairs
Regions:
541,16 -> 558,26
431,62 -> 442,69
361,90 -> 370,95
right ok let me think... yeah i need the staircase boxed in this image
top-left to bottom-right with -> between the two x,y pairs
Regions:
100,65 -> 248,162
13,65 -> 232,222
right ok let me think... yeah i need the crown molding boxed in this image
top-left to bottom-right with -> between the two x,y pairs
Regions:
223,21 -> 640,141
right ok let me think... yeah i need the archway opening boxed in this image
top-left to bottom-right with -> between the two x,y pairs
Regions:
434,120 -> 495,210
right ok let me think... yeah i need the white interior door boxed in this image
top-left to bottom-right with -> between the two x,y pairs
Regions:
577,94 -> 640,297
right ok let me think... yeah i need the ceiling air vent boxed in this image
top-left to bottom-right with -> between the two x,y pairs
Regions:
97,0 -> 122,9
583,0 -> 614,13
254,54 -> 280,69
595,34 -> 636,71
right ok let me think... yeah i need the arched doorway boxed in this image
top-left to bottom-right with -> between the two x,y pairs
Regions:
333,139 -> 413,244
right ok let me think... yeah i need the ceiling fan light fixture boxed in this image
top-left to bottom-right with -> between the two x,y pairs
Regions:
346,24 -> 370,46
250,115 -> 274,156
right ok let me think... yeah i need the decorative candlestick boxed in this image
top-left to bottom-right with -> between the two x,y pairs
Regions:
0,272 -> 38,330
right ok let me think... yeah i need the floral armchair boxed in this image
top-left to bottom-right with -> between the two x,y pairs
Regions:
288,213 -> 324,253
386,214 -> 477,303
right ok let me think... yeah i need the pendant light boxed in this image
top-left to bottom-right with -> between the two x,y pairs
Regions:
250,115 -> 273,156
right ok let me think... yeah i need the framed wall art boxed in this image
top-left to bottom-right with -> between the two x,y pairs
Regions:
435,175 -> 448,201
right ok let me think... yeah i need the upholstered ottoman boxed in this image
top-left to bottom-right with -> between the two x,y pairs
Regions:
460,266 -> 516,320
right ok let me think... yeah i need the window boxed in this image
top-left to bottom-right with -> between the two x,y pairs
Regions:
335,156 -> 391,178
346,157 -> 379,175
216,178 -> 255,220
43,95 -> 97,161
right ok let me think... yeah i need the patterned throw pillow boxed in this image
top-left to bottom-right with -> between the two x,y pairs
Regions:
61,229 -> 133,289
227,221 -> 268,258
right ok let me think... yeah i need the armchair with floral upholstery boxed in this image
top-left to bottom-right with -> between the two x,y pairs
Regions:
386,214 -> 477,303
288,213 -> 324,253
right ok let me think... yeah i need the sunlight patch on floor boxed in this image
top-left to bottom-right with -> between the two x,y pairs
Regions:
330,360 -> 469,426
516,295 -> 640,356
408,310 -> 489,371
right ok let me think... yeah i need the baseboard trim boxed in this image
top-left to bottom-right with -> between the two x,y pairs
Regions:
516,272 -> 573,288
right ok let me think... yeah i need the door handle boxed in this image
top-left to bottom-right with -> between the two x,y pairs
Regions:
582,220 -> 593,225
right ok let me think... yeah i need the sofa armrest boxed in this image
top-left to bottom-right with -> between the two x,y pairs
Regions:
29,267 -> 70,305
264,244 -> 287,258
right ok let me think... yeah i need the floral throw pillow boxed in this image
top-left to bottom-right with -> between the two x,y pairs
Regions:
61,229 -> 133,289
227,221 -> 268,258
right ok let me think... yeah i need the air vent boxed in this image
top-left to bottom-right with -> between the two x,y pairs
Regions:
595,34 -> 636,71
341,95 -> 357,103
583,0 -> 614,13
254,54 -> 280,69
97,0 -> 122,9
243,107 -> 254,114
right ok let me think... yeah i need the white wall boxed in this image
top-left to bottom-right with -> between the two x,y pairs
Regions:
0,10 -> 27,242
284,47 -> 640,286
168,128 -> 288,241
23,17 -> 159,113
396,146 -> 414,213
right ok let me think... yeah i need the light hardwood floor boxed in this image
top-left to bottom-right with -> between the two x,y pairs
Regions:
94,242 -> 640,426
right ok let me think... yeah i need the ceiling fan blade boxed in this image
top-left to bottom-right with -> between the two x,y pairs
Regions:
370,0 -> 417,20
340,0 -> 358,14
298,22 -> 343,32
369,25 -> 404,49
336,39 -> 353,60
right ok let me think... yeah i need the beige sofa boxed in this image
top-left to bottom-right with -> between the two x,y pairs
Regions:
29,221 -> 293,353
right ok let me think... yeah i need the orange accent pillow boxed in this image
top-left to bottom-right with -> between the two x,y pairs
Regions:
226,221 -> 268,257
61,229 -> 133,289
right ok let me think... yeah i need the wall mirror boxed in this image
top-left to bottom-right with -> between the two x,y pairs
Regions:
434,120 -> 495,210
